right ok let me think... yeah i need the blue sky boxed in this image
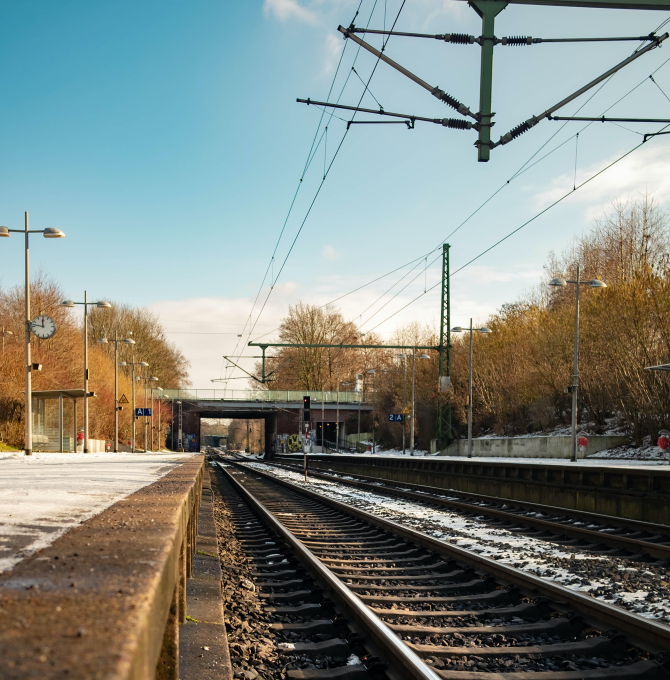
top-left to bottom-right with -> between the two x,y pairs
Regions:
2,0 -> 670,386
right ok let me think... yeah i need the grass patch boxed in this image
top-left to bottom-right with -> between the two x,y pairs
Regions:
185,615 -> 200,623
197,550 -> 218,558
0,442 -> 19,452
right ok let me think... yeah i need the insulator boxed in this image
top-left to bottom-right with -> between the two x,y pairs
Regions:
445,33 -> 475,44
442,118 -> 472,130
509,121 -> 531,139
502,36 -> 532,46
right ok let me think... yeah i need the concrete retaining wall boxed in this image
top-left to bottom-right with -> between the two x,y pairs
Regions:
440,435 -> 628,459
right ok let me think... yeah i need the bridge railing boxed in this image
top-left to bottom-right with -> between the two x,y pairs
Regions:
160,389 -> 369,403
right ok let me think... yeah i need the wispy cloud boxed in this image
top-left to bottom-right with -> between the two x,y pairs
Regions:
263,0 -> 318,24
322,244 -> 340,260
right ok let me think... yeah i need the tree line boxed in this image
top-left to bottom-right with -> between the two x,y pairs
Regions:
0,276 -> 189,449
256,197 -> 670,450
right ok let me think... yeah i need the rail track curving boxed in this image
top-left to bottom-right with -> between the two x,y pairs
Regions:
214,456 -> 670,680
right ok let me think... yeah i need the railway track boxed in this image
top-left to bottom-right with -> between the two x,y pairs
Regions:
263,458 -> 670,564
215,456 -> 670,680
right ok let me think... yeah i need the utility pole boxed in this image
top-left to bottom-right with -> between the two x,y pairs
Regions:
436,243 -> 452,450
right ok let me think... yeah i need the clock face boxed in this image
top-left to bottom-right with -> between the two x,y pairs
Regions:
31,315 -> 57,340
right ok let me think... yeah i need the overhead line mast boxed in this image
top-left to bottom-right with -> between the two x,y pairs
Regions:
299,0 -> 670,161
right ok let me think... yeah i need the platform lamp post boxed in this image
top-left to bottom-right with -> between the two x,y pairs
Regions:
549,266 -> 607,462
97,331 -> 135,452
397,354 -> 408,455
451,320 -> 492,458
367,369 -> 376,453
144,375 -> 158,450
150,386 -> 161,451
336,381 -> 350,452
61,295 -> 111,453
118,359 -> 149,452
410,351 -> 431,455
1,214 -> 65,456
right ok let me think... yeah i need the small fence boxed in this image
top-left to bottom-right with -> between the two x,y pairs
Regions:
160,389 -> 369,404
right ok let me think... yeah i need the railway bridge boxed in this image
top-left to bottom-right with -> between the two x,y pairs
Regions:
161,388 -> 372,456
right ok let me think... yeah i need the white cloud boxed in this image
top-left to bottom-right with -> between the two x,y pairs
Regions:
322,244 -> 340,260
321,33 -> 343,76
531,143 -> 670,215
263,0 -> 317,24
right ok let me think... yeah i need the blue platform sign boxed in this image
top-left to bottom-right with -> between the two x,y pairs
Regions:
388,414 -> 403,422
135,408 -> 152,416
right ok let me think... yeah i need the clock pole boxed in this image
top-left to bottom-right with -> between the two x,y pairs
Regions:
84,290 -> 89,453
24,212 -> 32,456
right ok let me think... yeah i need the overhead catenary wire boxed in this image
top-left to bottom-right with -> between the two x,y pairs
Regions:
249,14 -> 670,347
242,0 -> 408,347
364,124 -> 670,334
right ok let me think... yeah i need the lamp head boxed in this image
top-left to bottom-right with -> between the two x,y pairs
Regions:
124,338 -> 136,345
118,361 -> 127,366
420,353 -> 430,359
451,326 -> 464,332
97,337 -> 109,344
397,354 -> 406,359
589,279 -> 607,288
549,277 -> 567,287
479,326 -> 492,334
367,369 -> 375,375
150,376 -> 159,381
96,300 -> 112,308
0,226 -> 9,238
61,300 -> 75,308
139,361 -> 149,367
3,330 -> 13,337
135,376 -> 141,381
43,228 -> 65,239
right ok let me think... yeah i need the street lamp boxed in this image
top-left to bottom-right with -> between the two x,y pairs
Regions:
1,213 -> 65,455
549,265 -> 607,462
335,380 -> 350,452
410,351 -> 430,455
136,374 -> 159,450
118,358 -> 149,452
62,295 -> 111,452
451,320 -> 492,458
150,385 -> 162,451
97,331 -> 135,452
367,369 -> 376,453
397,354 -> 408,455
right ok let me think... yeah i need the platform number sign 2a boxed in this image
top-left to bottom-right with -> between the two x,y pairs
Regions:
389,414 -> 403,422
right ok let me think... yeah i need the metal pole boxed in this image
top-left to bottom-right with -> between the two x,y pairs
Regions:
571,264 -> 581,463
131,359 -> 136,453
114,331 -> 118,452
322,386 -> 325,452
24,212 -> 32,456
357,404 -> 361,453
372,373 -> 376,453
59,393 -> 63,453
178,401 -> 182,451
437,244 -> 451,449
83,291 -> 89,453
410,348 -> 416,455
158,394 -> 161,451
144,375 -> 148,452
171,400 -> 174,450
151,389 -> 154,451
402,356 -> 407,455
468,318 -> 474,458
336,380 -> 340,452
72,399 -> 77,452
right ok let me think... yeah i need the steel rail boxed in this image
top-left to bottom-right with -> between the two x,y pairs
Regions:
267,460 -> 670,561
217,463 -> 442,680
230,460 -> 670,653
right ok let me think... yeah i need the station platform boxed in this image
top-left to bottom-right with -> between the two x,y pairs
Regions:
274,452 -> 670,525
0,451 -> 231,679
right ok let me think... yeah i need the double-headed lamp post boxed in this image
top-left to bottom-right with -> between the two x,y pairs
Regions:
1,214 -> 65,456
62,295 -> 112,453
549,265 -> 607,462
136,373 -> 159,450
397,354 -> 408,455
97,331 -> 135,452
410,351 -> 430,455
451,320 -> 492,458
118,359 -> 149,452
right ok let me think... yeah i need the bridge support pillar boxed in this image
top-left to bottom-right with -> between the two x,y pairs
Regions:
264,412 -> 277,460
